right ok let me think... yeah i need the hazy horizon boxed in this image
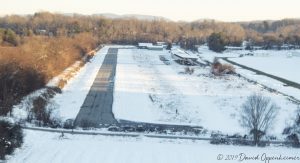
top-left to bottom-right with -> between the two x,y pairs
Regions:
0,0 -> 300,22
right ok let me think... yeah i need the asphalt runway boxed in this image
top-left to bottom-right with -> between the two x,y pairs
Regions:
74,48 -> 118,127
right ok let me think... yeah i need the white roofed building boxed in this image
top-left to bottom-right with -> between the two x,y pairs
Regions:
225,46 -> 244,51
171,48 -> 198,65
147,45 -> 164,50
138,43 -> 163,50
138,43 -> 153,49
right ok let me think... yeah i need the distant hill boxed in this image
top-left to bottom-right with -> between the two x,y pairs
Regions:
192,19 -> 220,23
93,13 -> 171,21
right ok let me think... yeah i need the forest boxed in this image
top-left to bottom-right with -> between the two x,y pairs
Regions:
1,11 -> 300,116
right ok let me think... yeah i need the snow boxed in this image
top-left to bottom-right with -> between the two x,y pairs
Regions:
227,65 -> 300,101
7,130 -> 300,163
113,48 -> 298,135
198,46 -> 300,86
12,88 -> 48,121
171,48 -> 198,59
197,46 -> 240,61
197,46 -> 300,101
50,46 -> 109,121
11,45 -> 299,136
230,51 -> 300,84
11,45 -> 137,123
46,61 -> 83,87
11,46 -> 112,122
6,45 -> 300,162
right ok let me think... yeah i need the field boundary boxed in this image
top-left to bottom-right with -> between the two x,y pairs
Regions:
224,58 -> 300,90
219,58 -> 300,105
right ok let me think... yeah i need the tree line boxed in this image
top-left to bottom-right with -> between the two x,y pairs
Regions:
0,12 -> 299,47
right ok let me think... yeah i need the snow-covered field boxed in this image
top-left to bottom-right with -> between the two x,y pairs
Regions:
228,50 -> 300,100
8,130 -> 299,163
6,46 -> 300,163
113,48 -> 298,135
12,45 -> 299,135
230,50 -> 300,84
197,46 -> 300,100
227,64 -> 300,101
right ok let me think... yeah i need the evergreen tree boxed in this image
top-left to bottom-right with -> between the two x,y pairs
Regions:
166,42 -> 172,50
208,32 -> 227,53
4,29 -> 19,46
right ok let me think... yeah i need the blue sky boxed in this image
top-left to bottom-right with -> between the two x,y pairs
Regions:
0,0 -> 299,21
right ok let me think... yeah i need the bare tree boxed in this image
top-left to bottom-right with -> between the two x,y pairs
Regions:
240,94 -> 279,145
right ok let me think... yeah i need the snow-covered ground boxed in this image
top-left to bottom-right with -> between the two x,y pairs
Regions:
7,46 -> 300,163
12,46 -> 110,122
230,50 -> 300,84
8,130 -> 299,163
197,46 -> 300,101
197,46 -> 241,62
113,48 -> 298,135
228,50 -> 300,100
12,45 -> 299,135
51,45 -> 135,121
227,65 -> 300,101
49,46 -> 109,121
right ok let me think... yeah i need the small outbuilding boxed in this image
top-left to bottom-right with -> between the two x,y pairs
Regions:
147,45 -> 164,50
156,42 -> 167,48
138,43 -> 163,50
252,46 -> 263,50
171,48 -> 198,65
138,43 -> 153,49
225,46 -> 244,51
